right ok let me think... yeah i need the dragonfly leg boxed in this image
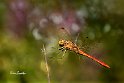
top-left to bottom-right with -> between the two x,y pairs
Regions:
59,47 -> 65,51
62,50 -> 66,57
58,49 -> 67,59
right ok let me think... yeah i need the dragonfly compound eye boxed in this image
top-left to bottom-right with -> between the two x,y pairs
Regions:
59,40 -> 65,47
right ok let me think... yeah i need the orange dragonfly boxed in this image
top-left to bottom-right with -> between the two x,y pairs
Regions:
57,27 -> 110,68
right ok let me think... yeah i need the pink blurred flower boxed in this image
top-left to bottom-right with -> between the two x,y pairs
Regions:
6,0 -> 30,37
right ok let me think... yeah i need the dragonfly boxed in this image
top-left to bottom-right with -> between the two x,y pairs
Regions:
57,27 -> 110,68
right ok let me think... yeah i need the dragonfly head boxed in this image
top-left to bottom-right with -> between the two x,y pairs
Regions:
59,39 -> 66,47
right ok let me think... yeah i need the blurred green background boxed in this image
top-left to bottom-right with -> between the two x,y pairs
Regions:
0,0 -> 124,83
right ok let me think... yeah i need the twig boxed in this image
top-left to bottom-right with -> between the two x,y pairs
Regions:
41,45 -> 51,83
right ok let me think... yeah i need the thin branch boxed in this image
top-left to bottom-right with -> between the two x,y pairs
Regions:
41,45 -> 51,83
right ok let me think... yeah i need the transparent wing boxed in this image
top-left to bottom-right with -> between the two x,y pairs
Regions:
57,27 -> 73,41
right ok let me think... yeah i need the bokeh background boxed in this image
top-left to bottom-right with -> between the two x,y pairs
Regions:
0,0 -> 124,83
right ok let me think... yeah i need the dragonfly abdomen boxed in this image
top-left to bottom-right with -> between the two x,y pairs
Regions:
78,50 -> 110,68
